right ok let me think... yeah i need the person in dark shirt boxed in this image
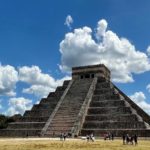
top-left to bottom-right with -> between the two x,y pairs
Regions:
122,134 -> 126,145
133,134 -> 138,145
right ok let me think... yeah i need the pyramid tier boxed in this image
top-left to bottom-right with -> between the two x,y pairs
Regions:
83,121 -> 146,129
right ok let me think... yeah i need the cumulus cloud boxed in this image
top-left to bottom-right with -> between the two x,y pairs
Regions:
147,46 -> 150,56
130,92 -> 150,115
6,97 -> 32,116
0,65 -> 18,96
96,19 -> 108,40
22,85 -> 54,98
64,15 -> 73,29
60,19 -> 150,83
0,64 -> 71,99
146,84 -> 150,92
19,66 -> 71,97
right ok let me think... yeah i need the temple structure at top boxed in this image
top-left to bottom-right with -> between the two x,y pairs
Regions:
72,64 -> 110,80
0,64 -> 150,137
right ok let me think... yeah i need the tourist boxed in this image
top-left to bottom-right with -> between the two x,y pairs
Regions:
90,133 -> 95,142
125,134 -> 134,145
26,132 -> 29,138
86,135 -> 90,142
130,135 -> 134,145
133,134 -> 138,145
104,133 -> 109,140
122,134 -> 126,145
63,133 -> 67,141
126,134 -> 130,144
60,132 -> 63,141
52,131 -> 55,137
108,132 -> 111,140
111,133 -> 114,140
68,132 -> 72,137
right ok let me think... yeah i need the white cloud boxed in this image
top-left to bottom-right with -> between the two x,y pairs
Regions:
130,91 -> 150,115
64,15 -> 73,29
96,19 -> 108,40
19,66 -> 55,86
6,97 -> 32,116
19,66 -> 71,97
0,64 -> 71,99
147,46 -> 150,56
60,19 -> 150,83
0,65 -> 18,96
22,85 -> 54,98
146,84 -> 150,92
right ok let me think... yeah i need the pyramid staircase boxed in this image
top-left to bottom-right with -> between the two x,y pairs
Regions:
43,78 -> 93,136
80,77 -> 150,137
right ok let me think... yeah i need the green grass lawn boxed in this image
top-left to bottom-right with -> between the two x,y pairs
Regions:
0,138 -> 150,150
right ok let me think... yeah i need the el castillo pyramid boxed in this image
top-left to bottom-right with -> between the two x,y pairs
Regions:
0,64 -> 150,137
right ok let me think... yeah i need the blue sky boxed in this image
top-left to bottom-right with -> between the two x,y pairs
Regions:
0,0 -> 150,116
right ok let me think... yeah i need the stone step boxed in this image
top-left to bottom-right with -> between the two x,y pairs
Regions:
59,105 -> 82,109
32,103 -> 57,110
90,100 -> 125,107
18,117 -> 49,122
24,110 -> 52,117
49,123 -> 74,127
0,129 -> 41,137
55,86 -> 67,92
80,129 -> 150,137
52,115 -> 77,119
54,113 -> 77,116
39,101 -> 58,106
59,100 -> 84,105
83,121 -> 146,129
47,126 -> 72,131
88,107 -> 131,114
94,89 -> 114,95
53,116 -> 77,120
47,92 -> 63,98
66,93 -> 87,98
56,108 -> 80,112
49,120 -> 75,124
92,94 -> 120,101
85,114 -> 138,122
58,102 -> 84,107
96,82 -> 111,89
63,80 -> 70,86
97,77 -> 107,83
40,97 -> 60,104
7,122 -> 45,129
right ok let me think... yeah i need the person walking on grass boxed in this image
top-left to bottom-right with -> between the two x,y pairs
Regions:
133,134 -> 138,145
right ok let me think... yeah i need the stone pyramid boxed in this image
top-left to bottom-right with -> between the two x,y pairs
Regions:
0,64 -> 150,137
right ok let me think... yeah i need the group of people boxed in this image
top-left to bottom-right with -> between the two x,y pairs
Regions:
86,133 -> 95,142
122,134 -> 138,145
104,132 -> 114,140
59,131 -> 138,145
60,133 -> 68,141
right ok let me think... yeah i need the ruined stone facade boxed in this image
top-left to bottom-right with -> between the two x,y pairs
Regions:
0,64 -> 150,137
72,64 -> 110,80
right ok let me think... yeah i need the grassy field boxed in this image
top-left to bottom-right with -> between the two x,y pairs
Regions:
0,138 -> 150,150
